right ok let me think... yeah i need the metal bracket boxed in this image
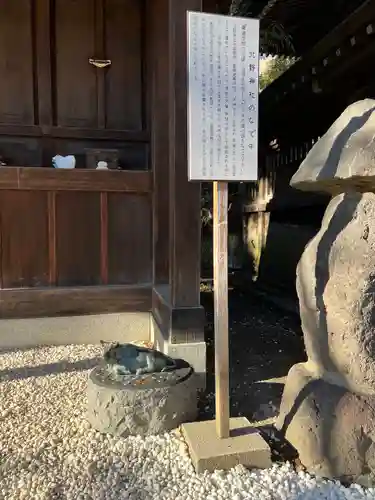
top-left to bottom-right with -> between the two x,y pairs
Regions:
89,58 -> 112,69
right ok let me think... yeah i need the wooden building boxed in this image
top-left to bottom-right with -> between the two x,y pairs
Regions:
251,0 -> 375,298
210,0 -> 374,301
0,0 -> 205,373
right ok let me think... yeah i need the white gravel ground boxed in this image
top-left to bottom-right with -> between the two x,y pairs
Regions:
0,344 -> 375,500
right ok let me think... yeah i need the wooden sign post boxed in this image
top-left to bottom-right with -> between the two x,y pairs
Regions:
213,180 -> 230,438
187,12 -> 260,440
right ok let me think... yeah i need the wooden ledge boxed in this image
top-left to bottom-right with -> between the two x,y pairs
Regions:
0,284 -> 152,319
0,124 -> 150,142
0,167 -> 152,193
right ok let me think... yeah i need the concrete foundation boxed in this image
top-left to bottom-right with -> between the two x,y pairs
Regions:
151,315 -> 206,389
0,312 -> 150,349
181,417 -> 271,473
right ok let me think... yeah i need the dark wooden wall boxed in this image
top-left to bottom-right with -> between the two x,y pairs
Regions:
0,0 -> 154,318
0,169 -> 152,289
0,168 -> 152,317
0,0 -> 148,169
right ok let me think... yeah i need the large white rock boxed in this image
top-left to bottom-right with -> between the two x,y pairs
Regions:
291,99 -> 375,194
276,363 -> 375,485
277,191 -> 375,483
296,192 -> 375,393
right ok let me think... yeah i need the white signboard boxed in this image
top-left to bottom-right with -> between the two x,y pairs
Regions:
187,12 -> 259,181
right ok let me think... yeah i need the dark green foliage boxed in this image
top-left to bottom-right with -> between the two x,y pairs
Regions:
229,0 -> 294,54
259,56 -> 296,90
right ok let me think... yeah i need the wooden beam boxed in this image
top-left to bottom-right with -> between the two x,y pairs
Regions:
100,192 -> 109,284
0,285 -> 151,319
149,0 -> 206,345
0,168 -> 152,193
261,0 -> 375,110
168,0 -> 202,308
0,125 -> 149,142
150,0 -> 170,285
35,0 -> 53,127
47,191 -> 57,285
94,0 -> 106,129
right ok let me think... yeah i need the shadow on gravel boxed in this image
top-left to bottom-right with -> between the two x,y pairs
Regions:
199,288 -> 305,423
0,357 -> 100,382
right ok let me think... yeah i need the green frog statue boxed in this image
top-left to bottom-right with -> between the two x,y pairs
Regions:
100,341 -> 178,380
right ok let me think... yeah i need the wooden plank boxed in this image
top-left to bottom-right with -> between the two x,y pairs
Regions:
100,192 -> 109,284
107,193 -> 152,284
0,191 -> 49,288
0,125 -> 149,142
0,0 -> 35,126
213,181 -> 230,439
55,192 -> 101,286
0,169 -> 19,189
54,0 -> 97,128
19,168 -> 152,192
150,0 -> 170,285
35,0 -> 53,127
48,127 -> 149,142
0,125 -> 42,137
0,284 -> 152,319
48,192 -> 57,285
95,0 -> 106,129
142,0 -> 151,133
105,0 -> 143,130
0,168 -> 152,192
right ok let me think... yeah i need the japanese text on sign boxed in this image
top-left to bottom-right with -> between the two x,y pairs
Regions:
187,12 -> 259,181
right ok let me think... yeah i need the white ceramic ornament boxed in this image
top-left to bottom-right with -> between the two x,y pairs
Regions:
52,155 -> 76,169
96,161 -> 108,170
